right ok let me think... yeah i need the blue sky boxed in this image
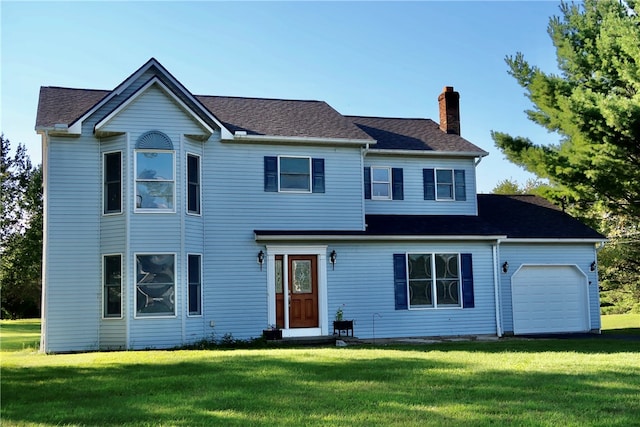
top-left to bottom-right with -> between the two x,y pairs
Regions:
1,1 -> 562,192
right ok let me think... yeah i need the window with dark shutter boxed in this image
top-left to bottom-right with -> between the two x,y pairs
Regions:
454,169 -> 466,201
461,253 -> 474,308
392,168 -> 404,200
364,167 -> 371,199
393,254 -> 408,310
312,158 -> 325,193
264,156 -> 278,192
423,168 -> 435,200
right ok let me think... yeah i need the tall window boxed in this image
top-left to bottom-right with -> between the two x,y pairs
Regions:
188,254 -> 202,316
436,170 -> 454,200
135,254 -> 175,317
187,154 -> 200,214
408,253 -> 461,308
371,167 -> 391,199
103,254 -> 122,318
135,151 -> 175,211
104,152 -> 122,214
279,156 -> 311,192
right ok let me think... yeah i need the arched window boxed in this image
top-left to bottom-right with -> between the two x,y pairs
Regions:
135,131 -> 175,212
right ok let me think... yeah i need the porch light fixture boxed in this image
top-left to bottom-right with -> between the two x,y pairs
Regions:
257,250 -> 265,271
330,250 -> 337,270
590,261 -> 596,272
502,261 -> 509,273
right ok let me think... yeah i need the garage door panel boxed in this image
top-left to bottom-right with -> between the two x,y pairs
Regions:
512,265 -> 589,334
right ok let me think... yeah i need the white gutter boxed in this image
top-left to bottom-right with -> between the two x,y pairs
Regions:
226,133 -> 373,147
501,238 -> 607,244
365,148 -> 489,158
255,234 -> 507,242
492,241 -> 503,337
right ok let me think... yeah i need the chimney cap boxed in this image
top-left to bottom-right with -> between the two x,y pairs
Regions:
443,86 -> 455,92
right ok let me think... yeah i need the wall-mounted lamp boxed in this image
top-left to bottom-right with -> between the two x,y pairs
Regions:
330,250 -> 337,270
590,261 -> 596,272
502,261 -> 509,274
257,250 -> 265,271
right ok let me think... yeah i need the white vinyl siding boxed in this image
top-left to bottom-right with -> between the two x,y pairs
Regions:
364,156 -> 477,215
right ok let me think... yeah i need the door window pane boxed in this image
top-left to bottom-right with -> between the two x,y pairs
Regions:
292,260 -> 312,293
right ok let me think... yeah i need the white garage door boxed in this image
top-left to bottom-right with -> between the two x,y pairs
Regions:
512,265 -> 589,335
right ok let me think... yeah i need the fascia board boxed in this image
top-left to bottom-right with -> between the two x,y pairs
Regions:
365,148 -> 489,157
255,234 -> 507,242
94,77 -> 214,134
500,238 -> 608,244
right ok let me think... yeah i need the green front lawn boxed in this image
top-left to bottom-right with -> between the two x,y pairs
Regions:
1,319 -> 639,426
0,318 -> 40,352
601,313 -> 640,335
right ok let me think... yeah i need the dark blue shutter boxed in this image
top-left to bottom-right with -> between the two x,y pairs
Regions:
455,169 -> 466,201
364,167 -> 371,199
392,168 -> 404,200
423,168 -> 435,200
312,158 -> 325,193
264,156 -> 278,192
393,254 -> 408,310
461,253 -> 474,308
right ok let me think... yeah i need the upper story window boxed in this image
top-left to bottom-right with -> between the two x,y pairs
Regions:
187,154 -> 200,215
103,151 -> 122,214
135,131 -> 175,212
364,167 -> 403,200
371,167 -> 391,199
423,168 -> 466,201
264,156 -> 325,193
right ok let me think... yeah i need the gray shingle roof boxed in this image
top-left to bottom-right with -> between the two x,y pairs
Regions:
477,194 -> 605,239
35,85 -> 486,153
347,116 -> 487,154
197,95 -> 372,140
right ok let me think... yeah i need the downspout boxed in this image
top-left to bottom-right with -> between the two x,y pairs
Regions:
361,143 -> 369,231
180,136 -> 186,345
492,240 -> 503,337
125,132 -> 131,350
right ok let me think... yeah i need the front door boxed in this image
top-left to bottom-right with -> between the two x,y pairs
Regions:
274,255 -> 319,329
288,255 -> 318,328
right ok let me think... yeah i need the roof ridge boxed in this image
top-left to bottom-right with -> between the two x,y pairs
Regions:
347,115 -> 436,122
195,94 -> 325,104
41,86 -> 111,92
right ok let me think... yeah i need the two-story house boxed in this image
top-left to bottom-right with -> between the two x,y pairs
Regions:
35,58 -> 605,353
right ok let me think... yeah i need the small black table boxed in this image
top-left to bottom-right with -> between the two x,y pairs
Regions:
333,320 -> 354,337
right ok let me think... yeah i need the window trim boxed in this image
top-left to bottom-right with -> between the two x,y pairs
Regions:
435,168 -> 455,201
102,253 -> 123,319
103,151 -> 123,215
278,155 -> 312,193
187,253 -> 203,317
134,149 -> 176,213
406,252 -> 463,310
134,252 -> 177,318
186,152 -> 201,216
371,166 -> 392,200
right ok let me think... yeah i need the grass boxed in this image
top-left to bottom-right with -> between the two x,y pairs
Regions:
601,313 -> 640,335
0,318 -> 40,352
1,319 -> 639,426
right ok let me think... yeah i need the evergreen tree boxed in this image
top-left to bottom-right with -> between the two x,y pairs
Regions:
491,0 -> 640,312
1,135 -> 43,318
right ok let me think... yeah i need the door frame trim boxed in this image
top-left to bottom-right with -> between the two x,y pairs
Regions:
266,245 -> 328,337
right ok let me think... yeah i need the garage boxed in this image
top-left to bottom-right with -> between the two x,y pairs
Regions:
511,265 -> 590,335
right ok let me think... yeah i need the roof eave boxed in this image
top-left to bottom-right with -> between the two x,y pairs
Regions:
365,148 -> 489,157
255,233 -> 507,242
501,238 -> 607,243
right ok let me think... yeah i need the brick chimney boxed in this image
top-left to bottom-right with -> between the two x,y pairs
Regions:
438,86 -> 460,135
